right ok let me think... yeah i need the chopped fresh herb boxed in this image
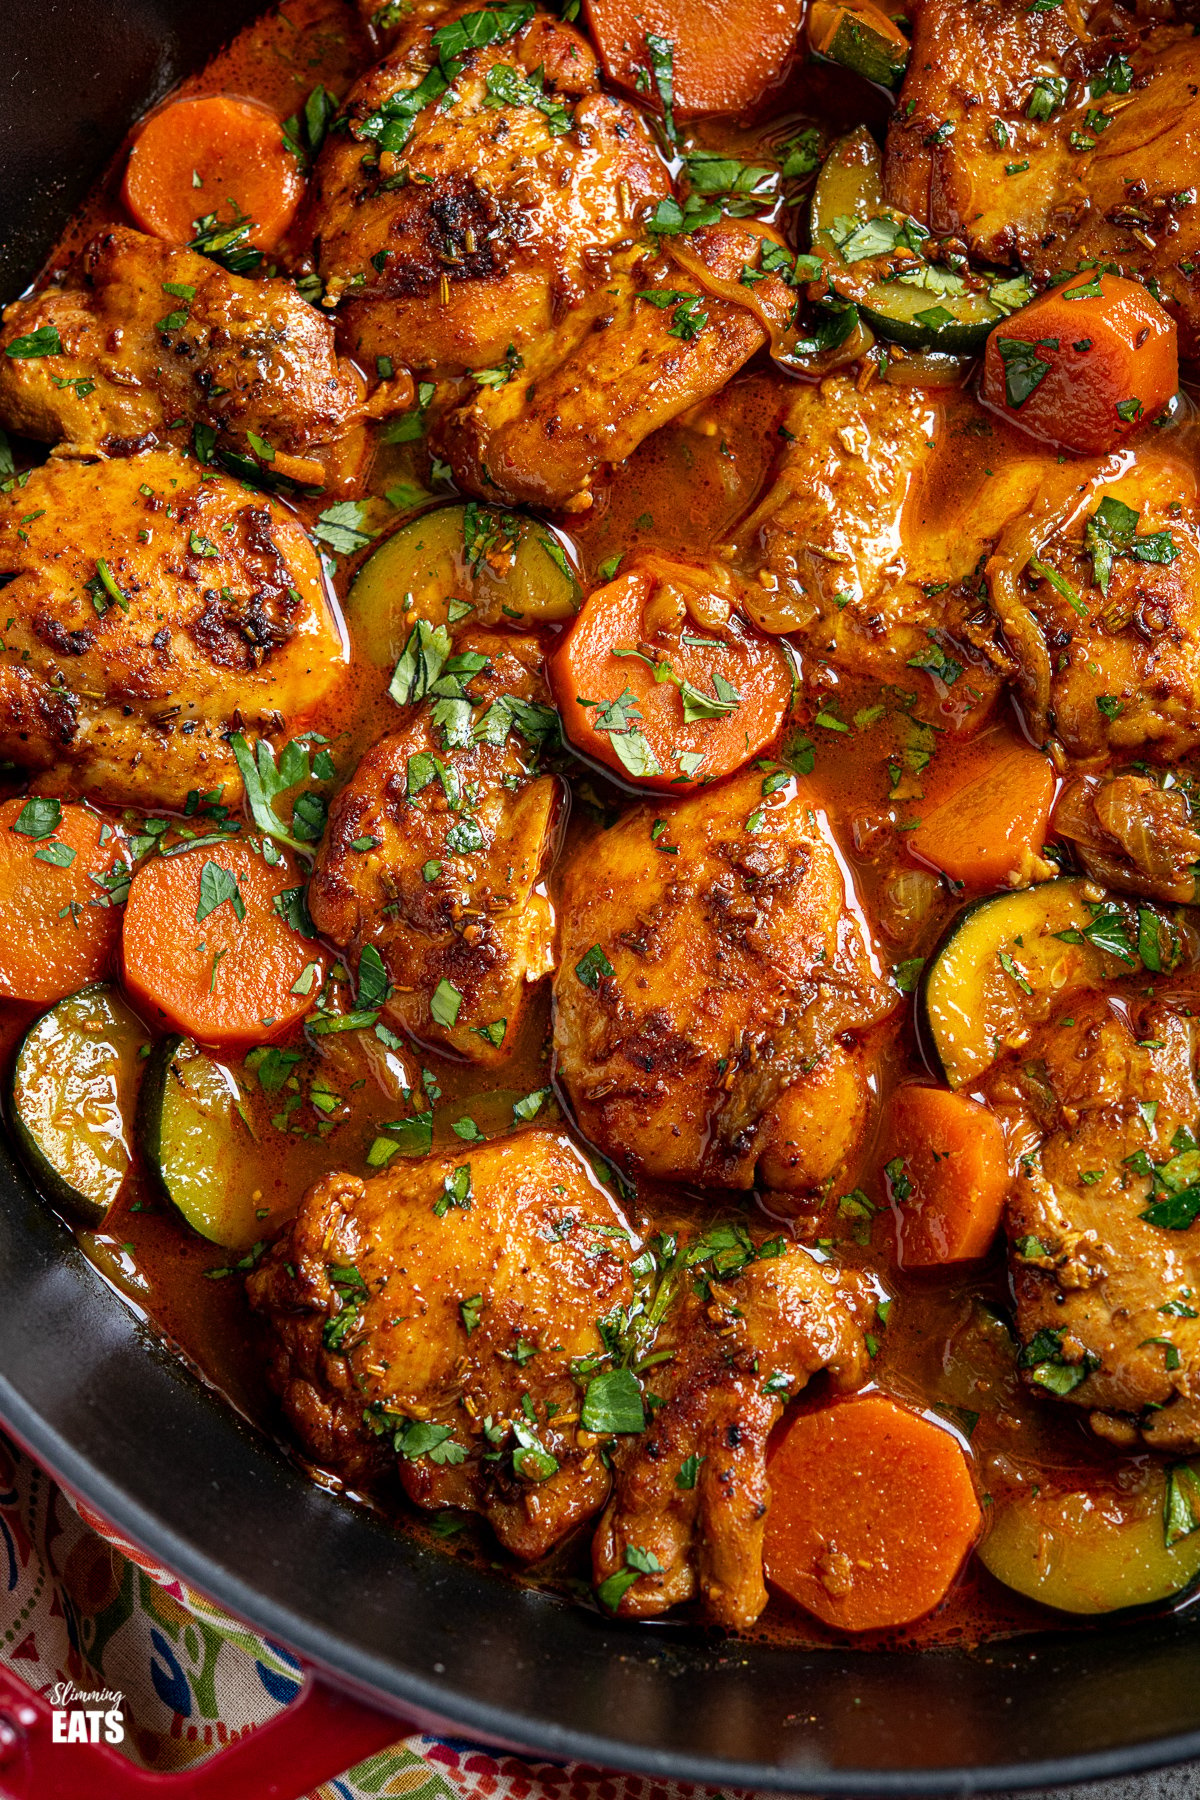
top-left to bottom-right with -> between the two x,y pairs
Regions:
675,1452 -> 704,1490
996,336 -> 1056,408
312,500 -> 377,557
483,63 -> 572,134
1164,1464 -> 1200,1547
433,1163 -> 472,1218
1085,494 -> 1179,596
644,31 -> 677,143
575,943 -> 614,989
5,325 -> 61,359
1026,75 -> 1069,120
12,797 -> 61,840
195,860 -> 246,924
596,1542 -> 663,1611
229,733 -> 332,855
582,1366 -> 645,1435
430,977 -> 463,1028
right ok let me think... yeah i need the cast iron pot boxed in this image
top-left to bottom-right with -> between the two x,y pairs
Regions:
3,5 -> 1200,1792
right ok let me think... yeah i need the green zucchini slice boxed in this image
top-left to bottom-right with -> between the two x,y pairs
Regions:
348,502 -> 580,674
917,877 -> 1176,1089
138,1036 -> 265,1250
979,1465 -> 1200,1614
809,1 -> 908,88
9,984 -> 146,1226
810,129 -> 1032,353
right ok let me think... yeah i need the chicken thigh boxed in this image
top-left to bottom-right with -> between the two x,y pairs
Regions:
553,766 -> 895,1189
729,373 -> 1035,702
986,446 -> 1200,761
996,987 -> 1200,1452
0,449 -> 346,808
437,221 -> 798,511
0,229 -> 366,477
885,0 -> 1200,350
310,2 -> 670,375
247,1129 -> 635,1561
593,1230 -> 867,1629
308,628 -> 561,1062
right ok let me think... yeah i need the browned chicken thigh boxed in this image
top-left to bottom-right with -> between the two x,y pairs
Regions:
995,987 -> 1200,1452
437,221 -> 798,510
593,1233 -> 867,1630
0,228 -> 366,477
308,628 -> 561,1062
310,2 -> 671,375
885,0 -> 1200,350
247,1130 -> 635,1561
553,766 -> 896,1190
0,449 -> 346,808
986,448 -> 1200,761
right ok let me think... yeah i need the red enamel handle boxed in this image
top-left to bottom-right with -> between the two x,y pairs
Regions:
0,1661 -> 405,1799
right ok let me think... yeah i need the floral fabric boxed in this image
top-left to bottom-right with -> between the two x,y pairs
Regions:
0,1430 -> 744,1800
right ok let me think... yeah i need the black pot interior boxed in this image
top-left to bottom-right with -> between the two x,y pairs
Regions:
3,4 -> 1200,1792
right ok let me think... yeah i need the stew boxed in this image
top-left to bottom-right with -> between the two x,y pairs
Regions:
2,0 -> 1200,1648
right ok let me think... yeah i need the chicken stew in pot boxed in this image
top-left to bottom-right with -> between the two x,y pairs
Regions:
4,0 -> 1200,1648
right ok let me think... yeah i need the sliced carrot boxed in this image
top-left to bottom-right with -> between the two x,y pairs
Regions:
980,274 -> 1178,455
122,842 -> 326,1050
549,565 -> 793,790
764,1394 -> 982,1631
583,0 -> 803,117
122,95 -> 304,252
0,798 -> 128,1002
906,734 -> 1054,887
880,1085 -> 1010,1267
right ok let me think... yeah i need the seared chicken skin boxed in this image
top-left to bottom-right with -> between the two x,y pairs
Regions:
247,1130 -> 635,1561
0,229 -> 367,477
553,767 -> 895,1190
994,987 -> 1200,1452
730,374 -> 1032,704
311,3 -> 670,375
594,1235 -> 867,1630
0,450 -> 346,808
437,222 -> 798,511
885,0 -> 1200,351
308,629 -> 560,1063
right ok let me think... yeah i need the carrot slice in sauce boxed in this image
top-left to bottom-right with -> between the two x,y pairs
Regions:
906,735 -> 1055,888
549,564 -> 793,790
980,273 -> 1178,455
765,1394 -> 982,1631
583,0 -> 804,117
881,1084 -> 1011,1267
122,94 -> 304,251
0,798 -> 128,1002
122,841 -> 326,1050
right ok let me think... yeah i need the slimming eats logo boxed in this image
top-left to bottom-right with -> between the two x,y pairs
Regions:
47,1681 -> 125,1744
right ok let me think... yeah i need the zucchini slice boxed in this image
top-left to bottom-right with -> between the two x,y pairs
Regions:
809,0 -> 908,88
348,502 -> 580,674
810,130 -> 1032,353
138,1036 -> 266,1250
917,877 -> 1180,1089
979,1466 -> 1200,1614
9,984 -> 146,1225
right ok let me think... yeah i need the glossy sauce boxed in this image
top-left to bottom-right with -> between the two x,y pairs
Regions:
7,0 -> 1200,1652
